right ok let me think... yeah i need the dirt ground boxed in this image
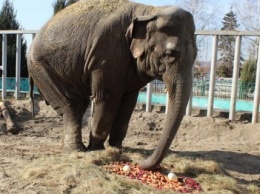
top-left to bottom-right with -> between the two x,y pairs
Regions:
0,99 -> 259,193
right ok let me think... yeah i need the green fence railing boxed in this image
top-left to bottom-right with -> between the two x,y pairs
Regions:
193,79 -> 255,100
0,77 -> 38,93
150,79 -> 255,101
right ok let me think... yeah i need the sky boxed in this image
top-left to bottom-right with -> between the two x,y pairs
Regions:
2,0 -> 233,30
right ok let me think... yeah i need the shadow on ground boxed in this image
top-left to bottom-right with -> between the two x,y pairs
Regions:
124,147 -> 260,185
174,150 -> 260,185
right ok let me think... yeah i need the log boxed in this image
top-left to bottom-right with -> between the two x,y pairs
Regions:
0,102 -> 18,134
0,119 -> 7,135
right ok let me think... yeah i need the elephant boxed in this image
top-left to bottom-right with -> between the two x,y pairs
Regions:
27,0 -> 197,170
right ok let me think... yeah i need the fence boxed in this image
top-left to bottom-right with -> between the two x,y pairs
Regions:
195,31 -> 260,124
1,30 -> 260,123
139,31 -> 260,124
151,79 -> 255,100
1,30 -> 37,99
192,79 -> 255,100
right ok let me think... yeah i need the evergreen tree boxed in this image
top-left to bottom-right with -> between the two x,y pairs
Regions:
217,8 -> 239,78
53,0 -> 79,15
239,58 -> 256,98
240,58 -> 256,83
0,0 -> 28,77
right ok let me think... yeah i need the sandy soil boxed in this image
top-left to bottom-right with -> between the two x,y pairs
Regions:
0,99 -> 259,193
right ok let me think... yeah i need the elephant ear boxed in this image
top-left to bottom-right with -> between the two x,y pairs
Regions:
126,15 -> 157,58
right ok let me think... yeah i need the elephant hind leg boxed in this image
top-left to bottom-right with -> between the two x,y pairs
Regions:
63,102 -> 89,152
29,63 -> 90,152
28,64 -> 70,115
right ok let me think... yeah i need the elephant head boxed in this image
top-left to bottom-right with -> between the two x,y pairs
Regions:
126,7 -> 197,170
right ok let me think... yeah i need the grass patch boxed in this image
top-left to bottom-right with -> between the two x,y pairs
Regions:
197,174 -> 242,193
162,154 -> 223,176
17,148 -> 253,193
246,183 -> 260,194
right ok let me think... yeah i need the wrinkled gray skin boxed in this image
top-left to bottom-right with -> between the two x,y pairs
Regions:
28,0 -> 197,170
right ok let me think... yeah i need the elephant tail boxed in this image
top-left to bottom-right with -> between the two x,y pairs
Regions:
29,75 -> 35,119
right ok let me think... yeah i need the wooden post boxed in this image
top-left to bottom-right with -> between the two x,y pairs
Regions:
1,34 -> 7,99
207,35 -> 218,117
252,38 -> 260,124
165,92 -> 169,114
146,82 -> 153,112
186,64 -> 194,116
229,36 -> 242,121
15,34 -> 22,99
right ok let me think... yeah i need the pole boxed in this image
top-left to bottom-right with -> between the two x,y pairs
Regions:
207,35 -> 218,116
15,34 -> 22,99
1,34 -> 7,99
186,64 -> 194,116
146,82 -> 153,112
252,37 -> 260,123
229,36 -> 242,121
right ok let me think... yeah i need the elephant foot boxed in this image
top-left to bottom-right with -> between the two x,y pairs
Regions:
63,142 -> 87,153
87,133 -> 106,150
63,134 -> 87,153
87,141 -> 105,151
108,140 -> 123,148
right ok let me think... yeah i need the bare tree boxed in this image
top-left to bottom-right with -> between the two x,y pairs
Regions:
233,0 -> 260,31
233,0 -> 260,59
174,0 -> 220,30
174,0 -> 221,62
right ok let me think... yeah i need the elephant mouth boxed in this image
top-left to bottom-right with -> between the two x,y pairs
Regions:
158,64 -> 165,74
154,56 -> 180,79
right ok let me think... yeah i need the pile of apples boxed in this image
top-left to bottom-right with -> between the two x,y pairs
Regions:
104,162 -> 202,193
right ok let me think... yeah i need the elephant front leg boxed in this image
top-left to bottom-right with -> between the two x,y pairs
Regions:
63,106 -> 87,152
108,90 -> 139,148
88,68 -> 123,150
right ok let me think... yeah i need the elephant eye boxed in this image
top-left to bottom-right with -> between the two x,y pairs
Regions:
163,50 -> 179,62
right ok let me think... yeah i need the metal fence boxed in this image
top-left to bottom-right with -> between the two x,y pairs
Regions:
1,30 -> 37,99
148,78 -> 255,100
143,31 -> 260,124
1,30 -> 260,124
153,79 -> 256,100
193,79 -> 255,100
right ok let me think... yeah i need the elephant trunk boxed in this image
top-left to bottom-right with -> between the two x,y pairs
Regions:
139,70 -> 192,170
